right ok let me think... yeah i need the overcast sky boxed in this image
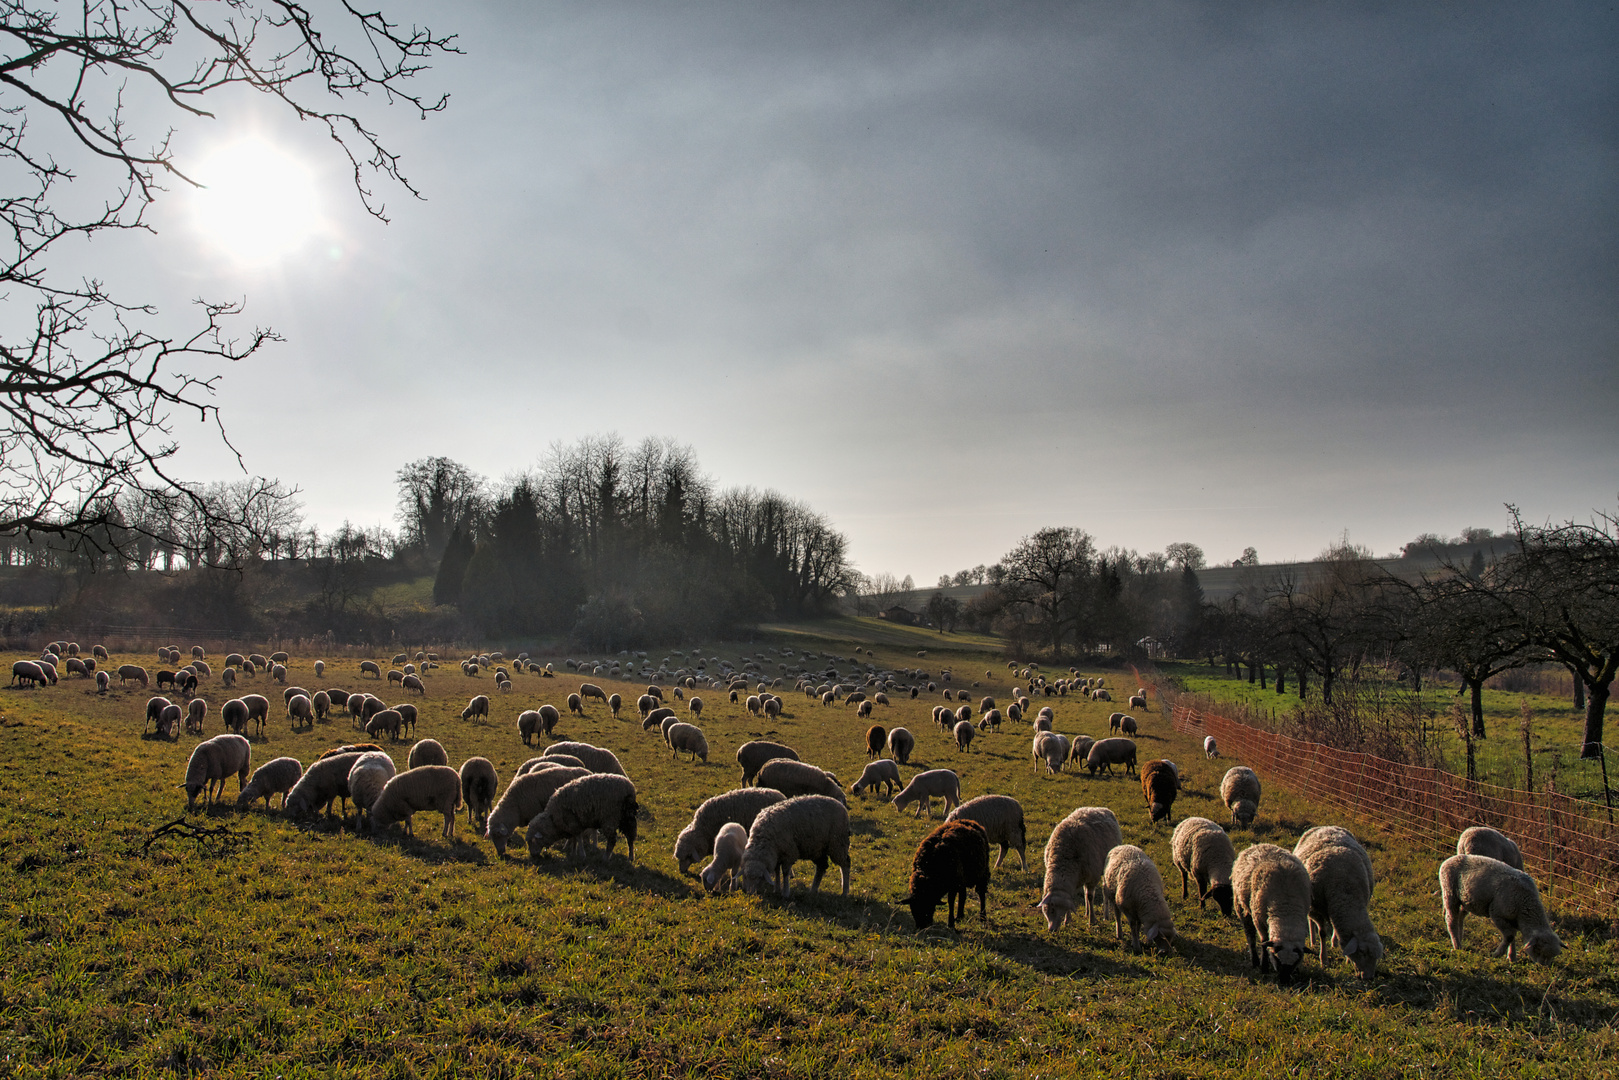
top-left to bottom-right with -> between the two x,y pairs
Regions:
119,1 -> 1615,581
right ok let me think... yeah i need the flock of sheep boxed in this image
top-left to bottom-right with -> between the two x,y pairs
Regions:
15,638 -> 1566,982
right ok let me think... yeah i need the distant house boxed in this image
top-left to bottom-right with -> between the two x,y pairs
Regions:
1136,636 -> 1165,659
879,605 -> 919,626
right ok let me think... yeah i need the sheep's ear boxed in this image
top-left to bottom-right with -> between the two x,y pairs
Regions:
1343,936 -> 1358,956
1144,926 -> 1160,943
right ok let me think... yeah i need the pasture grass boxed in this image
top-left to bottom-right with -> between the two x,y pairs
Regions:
1,638 -> 1616,1078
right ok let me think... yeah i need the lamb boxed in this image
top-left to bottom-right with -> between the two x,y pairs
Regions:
943,794 -> 1028,871
1170,816 -> 1237,915
1120,715 -> 1138,736
93,645 -> 109,661
755,759 -> 847,806
186,697 -> 208,735
1221,766 -> 1262,828
118,664 -> 149,688
978,709 -> 1002,733
1084,737 -> 1138,777
739,794 -> 851,899
285,751 -> 369,818
348,751 -> 398,829
402,674 -> 426,695
1099,845 -> 1177,950
1069,735 -> 1096,766
1456,826 -> 1523,870
886,727 -> 915,765
182,734 -> 252,809
220,698 -> 248,735
459,756 -> 500,830
902,819 -> 990,930
1108,712 -> 1125,734
518,709 -> 546,746
1204,735 -> 1219,759
568,693 -> 585,716
484,765 -> 592,855
865,725 -> 887,759
579,682 -> 609,704
666,722 -> 710,762
360,660 -> 382,678
525,773 -> 639,863
371,765 -> 464,838
144,695 -> 174,733
542,741 -> 626,776
1036,807 -> 1123,930
1129,693 -> 1148,710
408,739 -> 449,769
954,720 -> 976,752
701,822 -> 748,893
687,695 -> 702,719
461,694 -> 490,721
850,759 -> 902,797
1293,826 -> 1383,979
642,706 -> 675,731
287,693 -> 315,731
1232,843 -> 1313,984
1033,731 -> 1070,774
237,756 -> 304,810
891,769 -> 962,820
1141,759 -> 1178,823
315,660 -> 325,678
95,670 -> 110,692
673,787 -> 787,874
156,704 -> 183,740
1438,854 -> 1563,964
271,663 -> 288,685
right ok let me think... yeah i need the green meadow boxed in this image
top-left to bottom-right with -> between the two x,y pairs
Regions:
2,629 -> 1615,1078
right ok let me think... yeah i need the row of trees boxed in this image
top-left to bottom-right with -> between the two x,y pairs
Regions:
1200,510 -> 1619,759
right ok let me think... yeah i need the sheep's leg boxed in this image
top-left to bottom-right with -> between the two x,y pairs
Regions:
1180,868 -> 1190,899
809,858 -> 827,893
839,861 -> 850,897
994,846 -> 1006,871
1491,916 -> 1516,959
1240,913 -> 1261,968
1444,902 -> 1466,949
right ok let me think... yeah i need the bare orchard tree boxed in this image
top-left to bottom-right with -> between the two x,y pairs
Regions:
0,2 -> 457,555
395,457 -> 486,563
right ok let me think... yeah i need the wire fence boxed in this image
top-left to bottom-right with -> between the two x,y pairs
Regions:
1165,699 -> 1619,917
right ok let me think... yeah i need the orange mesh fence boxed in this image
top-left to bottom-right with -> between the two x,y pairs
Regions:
1167,700 -> 1619,916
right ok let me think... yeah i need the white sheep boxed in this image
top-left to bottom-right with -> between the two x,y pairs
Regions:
1033,731 -> 1070,774
1220,766 -> 1262,828
886,726 -> 915,765
1293,825 -> 1382,979
182,734 -> 252,810
408,739 -> 449,769
526,773 -> 640,863
850,759 -> 902,797
673,787 -> 787,874
945,794 -> 1027,871
371,765 -> 463,838
755,759 -> 847,806
891,769 -> 962,819
1100,844 -> 1177,950
1170,816 -> 1236,915
1456,826 -> 1523,870
666,722 -> 709,763
739,794 -> 851,899
1232,843 -> 1313,984
1036,807 -> 1122,931
459,756 -> 500,830
485,765 -> 591,856
285,750 -> 370,819
953,719 -> 976,752
1203,735 -> 1218,758
347,751 -> 398,829
1439,854 -> 1562,964
701,822 -> 748,893
543,741 -> 626,776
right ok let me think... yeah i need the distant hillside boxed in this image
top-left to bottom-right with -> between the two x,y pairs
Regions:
1196,537 -> 1513,604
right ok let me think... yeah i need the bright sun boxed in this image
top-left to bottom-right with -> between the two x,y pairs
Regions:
190,138 -> 322,264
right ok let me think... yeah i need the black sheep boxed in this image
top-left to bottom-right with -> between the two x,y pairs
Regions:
902,819 -> 991,931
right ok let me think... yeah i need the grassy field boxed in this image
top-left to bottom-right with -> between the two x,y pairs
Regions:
2,633 -> 1616,1078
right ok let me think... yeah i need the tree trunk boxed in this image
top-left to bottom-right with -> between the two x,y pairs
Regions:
1297,667 -> 1309,700
1259,662 -> 1268,690
1411,667 -> 1422,692
1582,678 -> 1609,759
1321,668 -> 1334,705
1470,680 -> 1486,738
1247,661 -> 1256,685
1575,674 -> 1586,710
1275,667 -> 1287,694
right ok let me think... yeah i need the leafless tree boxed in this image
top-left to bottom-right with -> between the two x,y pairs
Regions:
0,2 -> 457,556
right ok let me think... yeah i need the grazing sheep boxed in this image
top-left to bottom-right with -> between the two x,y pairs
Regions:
1093,689 -> 1113,702
287,693 -> 315,731
739,795 -> 851,899
182,734 -> 252,810
850,759 -> 902,797
943,795 -> 1028,872
887,727 -> 915,765
117,664 -> 149,688
1204,735 -> 1218,758
461,694 -> 490,721
459,756 -> 500,830
642,706 -> 675,732
285,751 -> 368,818
371,765 -> 464,838
95,670 -> 110,692
568,693 -> 585,716
666,722 -> 710,763
1170,817 -> 1237,916
348,751 -> 399,829
323,688 -> 351,708
271,664 -> 288,685
144,695 -> 174,733
518,710 -> 544,746
755,759 -> 847,805
736,740 -> 799,785
1129,693 -> 1148,710
359,661 -> 381,678
401,674 -> 426,695
1439,854 -> 1562,964
485,765 -> 591,856
978,709 -> 1002,733
891,769 -> 962,820
155,703 -> 183,740
637,694 -> 656,718
763,696 -> 783,719
903,819 -> 991,931
526,774 -> 640,863
687,695 -> 703,719
1221,766 -> 1262,828
93,645 -> 110,661
1294,826 -> 1383,979
408,739 -> 449,769
1233,843 -> 1313,984
673,787 -> 787,874
1141,760 -> 1178,823
542,741 -> 626,776
1084,737 -> 1138,777
1100,845 -> 1177,950
700,821 -> 750,893
220,667 -> 236,690
579,682 -> 608,705
1120,715 -> 1138,736
1033,731 -> 1070,774
865,725 -> 887,759
237,756 -> 304,810
186,697 -> 208,735
1456,826 -> 1524,870
1036,807 -> 1123,931
1108,712 -> 1125,734
954,720 -> 976,752
314,660 -> 325,678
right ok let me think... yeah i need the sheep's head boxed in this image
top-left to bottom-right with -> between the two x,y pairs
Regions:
1265,940 -> 1305,984
1343,933 -> 1383,979
1203,882 -> 1235,917
1522,929 -> 1564,965
1034,893 -> 1073,932
900,887 -> 942,930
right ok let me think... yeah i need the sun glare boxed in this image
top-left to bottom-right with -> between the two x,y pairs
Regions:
191,138 -> 322,265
